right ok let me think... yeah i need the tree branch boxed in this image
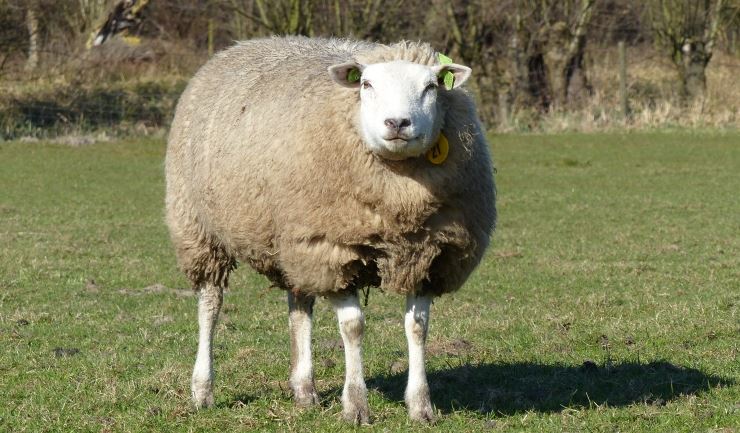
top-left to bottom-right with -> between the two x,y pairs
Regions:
224,1 -> 273,32
704,0 -> 725,58
565,0 -> 594,62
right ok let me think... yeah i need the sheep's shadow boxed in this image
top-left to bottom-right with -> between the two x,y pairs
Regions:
365,360 -> 732,415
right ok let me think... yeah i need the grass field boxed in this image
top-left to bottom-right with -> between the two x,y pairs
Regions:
1,132 -> 738,432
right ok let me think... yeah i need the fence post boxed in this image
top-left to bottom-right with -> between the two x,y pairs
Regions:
497,90 -> 510,129
618,41 -> 628,119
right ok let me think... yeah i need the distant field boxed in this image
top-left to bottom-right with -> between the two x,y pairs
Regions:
0,132 -> 738,432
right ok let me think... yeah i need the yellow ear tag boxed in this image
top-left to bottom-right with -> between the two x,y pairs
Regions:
427,133 -> 449,164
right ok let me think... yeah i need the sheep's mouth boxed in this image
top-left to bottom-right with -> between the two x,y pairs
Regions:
374,136 -> 429,161
383,134 -> 421,146
382,138 -> 419,157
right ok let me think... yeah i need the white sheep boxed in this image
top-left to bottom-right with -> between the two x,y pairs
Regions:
165,36 -> 496,423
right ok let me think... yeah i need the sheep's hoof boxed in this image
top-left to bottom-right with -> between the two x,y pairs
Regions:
408,405 -> 435,423
407,395 -> 435,423
191,386 -> 215,409
342,383 -> 370,425
292,385 -> 320,408
342,404 -> 370,425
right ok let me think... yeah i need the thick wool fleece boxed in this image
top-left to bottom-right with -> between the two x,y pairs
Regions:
165,36 -> 496,296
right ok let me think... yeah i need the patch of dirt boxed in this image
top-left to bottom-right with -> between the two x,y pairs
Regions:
561,158 -> 591,168
142,283 -> 168,293
492,250 -> 523,259
166,285 -> 195,297
660,243 -> 681,253
85,278 -> 100,293
98,416 -> 116,433
235,347 -> 256,360
319,338 -> 343,351
0,205 -> 18,215
219,317 -> 237,331
383,317 -> 403,326
389,360 -> 406,374
118,284 -> 194,298
427,338 -> 475,357
222,305 -> 238,314
484,419 -> 498,428
556,321 -> 572,332
152,315 -> 174,326
643,394 -> 667,406
146,406 -> 162,417
167,405 -> 193,420
53,347 -> 80,357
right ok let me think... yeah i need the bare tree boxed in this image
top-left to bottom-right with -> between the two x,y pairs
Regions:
429,0 -> 509,123
224,0 -> 314,35
24,2 -> 39,71
508,0 -> 596,112
329,0 -> 383,39
649,0 -> 729,102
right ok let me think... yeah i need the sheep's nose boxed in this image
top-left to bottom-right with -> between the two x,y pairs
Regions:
384,118 -> 411,131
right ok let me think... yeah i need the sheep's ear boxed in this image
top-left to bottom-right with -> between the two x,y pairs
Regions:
328,62 -> 364,88
432,63 -> 472,90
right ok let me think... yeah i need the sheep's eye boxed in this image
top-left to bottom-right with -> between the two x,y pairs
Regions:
362,81 -> 372,89
424,82 -> 438,92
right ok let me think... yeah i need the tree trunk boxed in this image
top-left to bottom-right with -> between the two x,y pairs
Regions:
444,0 -> 498,124
509,0 -> 594,112
679,41 -> 710,101
527,50 -> 551,111
25,3 -> 39,72
649,0 -> 725,104
542,0 -> 594,109
509,10 -> 548,111
561,0 -> 594,106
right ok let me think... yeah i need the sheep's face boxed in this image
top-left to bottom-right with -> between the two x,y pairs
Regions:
329,60 -> 471,161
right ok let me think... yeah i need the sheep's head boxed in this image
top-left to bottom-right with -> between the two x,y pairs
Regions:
329,60 -> 471,161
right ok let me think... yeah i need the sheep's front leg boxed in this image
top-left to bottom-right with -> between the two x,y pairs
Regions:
405,293 -> 434,422
192,282 -> 223,408
288,291 -> 319,407
329,291 -> 369,424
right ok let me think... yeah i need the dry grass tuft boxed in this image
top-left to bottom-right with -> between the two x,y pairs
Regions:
496,48 -> 739,132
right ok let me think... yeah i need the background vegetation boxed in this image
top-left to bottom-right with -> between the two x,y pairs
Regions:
1,131 -> 738,431
1,0 -> 739,138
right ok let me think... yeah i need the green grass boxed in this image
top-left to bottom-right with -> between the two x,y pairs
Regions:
1,132 -> 738,432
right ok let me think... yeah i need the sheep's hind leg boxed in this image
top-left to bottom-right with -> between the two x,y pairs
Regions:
192,282 -> 223,408
329,291 -> 370,424
288,291 -> 319,407
405,293 -> 434,422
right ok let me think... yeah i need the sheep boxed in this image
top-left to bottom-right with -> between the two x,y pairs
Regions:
165,35 -> 496,424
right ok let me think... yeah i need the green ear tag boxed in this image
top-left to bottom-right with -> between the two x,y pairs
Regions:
437,53 -> 455,90
347,68 -> 361,83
